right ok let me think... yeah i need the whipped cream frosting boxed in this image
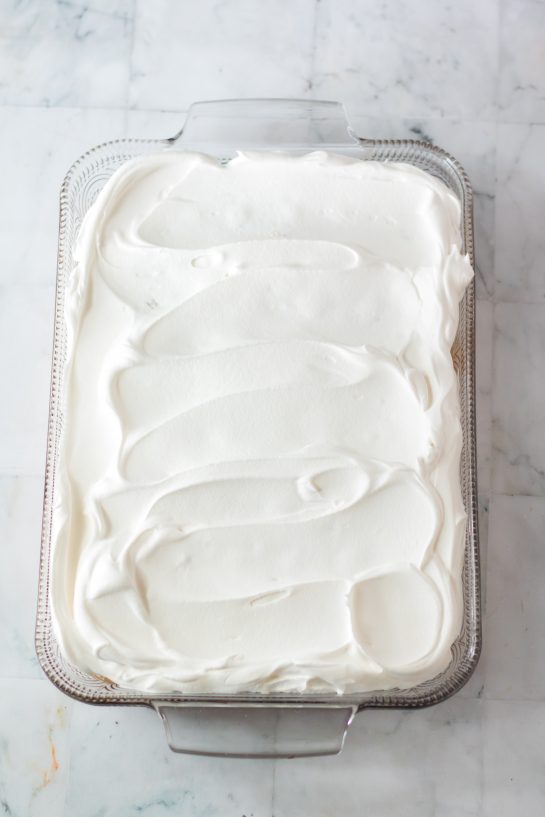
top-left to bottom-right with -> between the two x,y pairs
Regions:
51,150 -> 473,694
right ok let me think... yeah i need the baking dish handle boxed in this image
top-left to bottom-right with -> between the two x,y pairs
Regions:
154,703 -> 357,759
170,98 -> 359,152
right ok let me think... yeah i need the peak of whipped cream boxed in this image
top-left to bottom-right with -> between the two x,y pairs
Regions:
51,150 -> 473,694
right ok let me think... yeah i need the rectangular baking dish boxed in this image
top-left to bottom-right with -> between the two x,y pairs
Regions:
36,98 -> 480,758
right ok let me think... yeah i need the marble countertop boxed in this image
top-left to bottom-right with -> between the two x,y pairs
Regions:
1,0 -> 544,814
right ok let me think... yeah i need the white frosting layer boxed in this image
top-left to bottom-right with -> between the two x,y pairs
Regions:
51,150 -> 473,694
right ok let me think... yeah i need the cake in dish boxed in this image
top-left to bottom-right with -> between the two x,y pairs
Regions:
51,150 -> 474,694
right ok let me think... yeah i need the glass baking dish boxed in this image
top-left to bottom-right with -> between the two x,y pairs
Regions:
36,98 -> 480,758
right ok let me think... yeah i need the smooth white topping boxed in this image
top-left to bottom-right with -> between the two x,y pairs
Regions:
51,151 -> 473,694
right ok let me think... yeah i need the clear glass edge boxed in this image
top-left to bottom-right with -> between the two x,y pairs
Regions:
35,130 -> 481,714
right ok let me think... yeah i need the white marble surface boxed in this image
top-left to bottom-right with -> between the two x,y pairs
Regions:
1,0 -> 545,813
313,0 -> 500,122
486,496 -> 545,700
274,700 -> 484,817
0,1 -> 132,107
497,0 -> 545,124
495,124 -> 545,302
492,303 -> 545,495
483,700 -> 545,816
131,0 -> 316,110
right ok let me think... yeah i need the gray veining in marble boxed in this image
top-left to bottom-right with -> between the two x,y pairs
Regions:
0,285 -> 54,474
274,700 -> 484,817
498,0 -> 545,124
483,700 -> 545,816
130,0 -> 316,111
0,0 -> 133,108
1,0 -> 545,813
492,302 -> 545,495
312,0 -> 500,122
495,123 -> 545,302
66,705 -> 274,817
0,476 -> 44,679
485,495 -> 545,700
